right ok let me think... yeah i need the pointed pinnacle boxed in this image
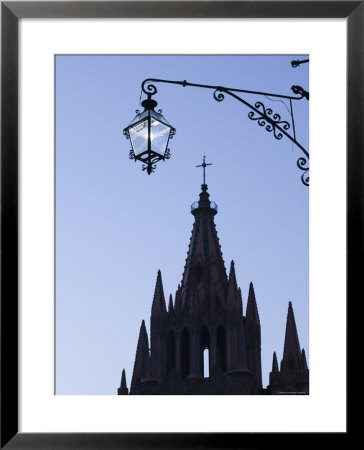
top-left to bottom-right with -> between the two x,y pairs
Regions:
139,320 -> 150,374
174,286 -> 182,313
229,260 -> 237,286
130,320 -> 150,387
139,320 -> 147,342
168,293 -> 174,312
283,301 -> 301,363
249,281 -> 255,296
137,320 -> 149,353
246,282 -> 260,323
227,260 -> 239,308
272,352 -> 279,372
118,368 -> 129,395
228,260 -> 238,294
121,369 -> 127,389
152,270 -> 167,315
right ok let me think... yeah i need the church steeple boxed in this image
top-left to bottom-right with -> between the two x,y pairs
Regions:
120,162 -> 307,395
178,160 -> 228,314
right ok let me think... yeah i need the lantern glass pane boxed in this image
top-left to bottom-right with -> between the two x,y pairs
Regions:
150,118 -> 171,156
129,119 -> 149,156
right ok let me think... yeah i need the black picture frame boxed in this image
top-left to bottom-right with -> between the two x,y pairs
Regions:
1,1 -> 357,448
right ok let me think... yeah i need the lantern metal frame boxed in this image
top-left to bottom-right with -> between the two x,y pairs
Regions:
123,97 -> 176,175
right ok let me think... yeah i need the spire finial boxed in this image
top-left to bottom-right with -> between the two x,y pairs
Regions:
196,155 -> 212,185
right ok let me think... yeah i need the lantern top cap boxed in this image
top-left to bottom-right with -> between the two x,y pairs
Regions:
141,98 -> 158,111
124,106 -> 175,133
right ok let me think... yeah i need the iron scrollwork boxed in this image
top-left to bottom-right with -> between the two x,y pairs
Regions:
297,157 -> 309,187
142,80 -> 158,97
137,78 -> 309,186
142,163 -> 157,174
213,89 -> 225,102
248,102 -> 291,140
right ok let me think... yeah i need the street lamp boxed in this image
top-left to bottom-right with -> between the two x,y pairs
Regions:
123,96 -> 176,175
124,77 -> 309,185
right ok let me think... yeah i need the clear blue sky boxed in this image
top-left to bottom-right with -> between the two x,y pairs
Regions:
56,55 -> 309,394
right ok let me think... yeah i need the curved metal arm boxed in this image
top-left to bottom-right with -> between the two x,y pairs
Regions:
141,78 -> 309,186
142,78 -> 307,101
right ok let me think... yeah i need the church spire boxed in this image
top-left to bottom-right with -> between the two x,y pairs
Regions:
151,270 -> 166,316
282,301 -> 301,363
121,161 -> 310,395
179,160 -> 227,312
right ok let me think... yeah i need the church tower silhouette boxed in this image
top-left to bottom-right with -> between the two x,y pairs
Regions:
118,159 -> 308,395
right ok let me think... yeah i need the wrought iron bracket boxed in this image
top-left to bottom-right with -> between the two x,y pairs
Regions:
141,78 -> 309,186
